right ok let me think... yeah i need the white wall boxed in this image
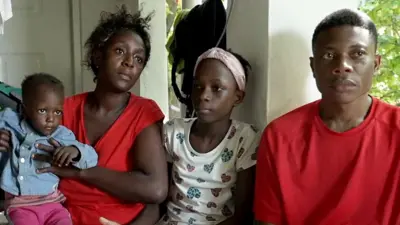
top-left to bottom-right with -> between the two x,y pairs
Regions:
137,0 -> 169,118
182,0 -> 203,9
226,1 -> 269,129
267,0 -> 361,123
227,0 -> 361,129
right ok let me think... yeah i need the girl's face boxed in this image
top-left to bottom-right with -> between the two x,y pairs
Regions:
96,31 -> 147,92
191,59 -> 244,123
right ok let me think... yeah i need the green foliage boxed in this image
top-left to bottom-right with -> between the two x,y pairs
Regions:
361,0 -> 400,105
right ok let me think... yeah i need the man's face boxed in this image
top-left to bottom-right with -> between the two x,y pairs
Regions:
310,25 -> 381,104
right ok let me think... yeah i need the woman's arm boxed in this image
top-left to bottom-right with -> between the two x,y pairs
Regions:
0,129 -> 11,152
130,204 -> 160,225
99,204 -> 160,225
218,167 -> 256,225
79,121 -> 169,204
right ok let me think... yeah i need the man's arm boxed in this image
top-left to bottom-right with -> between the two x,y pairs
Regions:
254,126 -> 283,224
218,167 -> 255,225
78,121 -> 169,204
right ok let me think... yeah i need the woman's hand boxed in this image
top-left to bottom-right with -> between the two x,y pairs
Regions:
33,138 -> 81,178
0,129 -> 11,152
99,217 -> 121,225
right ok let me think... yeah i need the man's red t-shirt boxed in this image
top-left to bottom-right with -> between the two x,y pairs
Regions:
254,97 -> 400,225
60,93 -> 164,225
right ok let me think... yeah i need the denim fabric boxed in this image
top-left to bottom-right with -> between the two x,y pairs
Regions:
0,108 -> 98,196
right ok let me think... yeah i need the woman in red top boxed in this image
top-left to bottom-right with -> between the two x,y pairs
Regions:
0,6 -> 168,225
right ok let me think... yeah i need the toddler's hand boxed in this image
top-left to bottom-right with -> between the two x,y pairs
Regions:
52,146 -> 80,167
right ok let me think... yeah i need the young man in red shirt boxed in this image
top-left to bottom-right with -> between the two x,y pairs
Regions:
254,8 -> 400,225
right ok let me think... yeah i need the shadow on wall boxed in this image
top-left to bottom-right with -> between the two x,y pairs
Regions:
266,30 -> 319,123
227,0 -> 269,129
231,47 -> 268,129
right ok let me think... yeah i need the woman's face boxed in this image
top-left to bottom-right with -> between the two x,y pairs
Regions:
97,31 -> 147,92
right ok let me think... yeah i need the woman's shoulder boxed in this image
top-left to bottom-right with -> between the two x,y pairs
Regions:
127,93 -> 162,113
62,93 -> 88,124
124,94 -> 165,133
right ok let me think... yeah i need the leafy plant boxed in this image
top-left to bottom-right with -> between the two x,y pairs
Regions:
166,0 -> 182,117
361,0 -> 400,104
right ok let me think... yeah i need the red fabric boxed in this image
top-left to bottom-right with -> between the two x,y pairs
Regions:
59,93 -> 164,225
254,97 -> 400,225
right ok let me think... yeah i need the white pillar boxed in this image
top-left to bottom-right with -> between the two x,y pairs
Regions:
226,1 -> 269,128
180,0 -> 202,118
137,0 -> 169,119
227,0 -> 360,128
182,0 -> 202,9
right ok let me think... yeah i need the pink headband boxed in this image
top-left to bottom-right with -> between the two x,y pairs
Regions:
194,47 -> 246,91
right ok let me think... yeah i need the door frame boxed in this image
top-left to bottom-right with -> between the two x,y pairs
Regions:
70,0 -> 83,94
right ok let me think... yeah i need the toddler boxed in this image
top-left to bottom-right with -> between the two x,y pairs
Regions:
0,73 -> 98,225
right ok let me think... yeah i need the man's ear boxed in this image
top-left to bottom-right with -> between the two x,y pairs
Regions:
374,54 -> 381,73
309,57 -> 316,78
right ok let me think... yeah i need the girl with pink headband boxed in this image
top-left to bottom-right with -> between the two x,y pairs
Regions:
159,47 -> 260,225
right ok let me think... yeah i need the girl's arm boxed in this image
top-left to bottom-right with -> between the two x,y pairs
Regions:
218,167 -> 256,225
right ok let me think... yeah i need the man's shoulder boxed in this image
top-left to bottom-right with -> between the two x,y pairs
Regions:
373,97 -> 400,129
374,97 -> 400,113
267,100 -> 319,134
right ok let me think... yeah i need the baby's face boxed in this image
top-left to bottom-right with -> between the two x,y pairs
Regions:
24,86 -> 64,136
